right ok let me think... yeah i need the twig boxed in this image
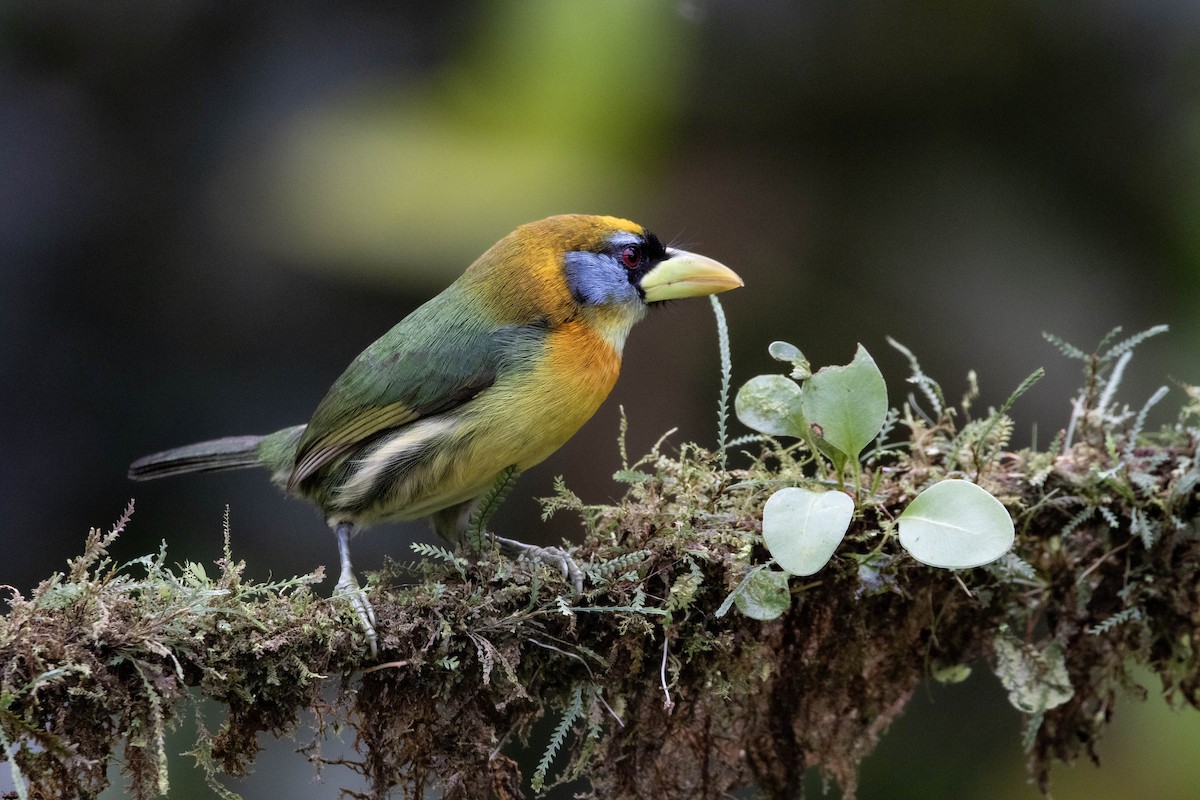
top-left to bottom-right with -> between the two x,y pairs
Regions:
661,634 -> 675,713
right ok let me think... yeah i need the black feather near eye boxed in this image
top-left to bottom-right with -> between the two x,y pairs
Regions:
641,231 -> 667,263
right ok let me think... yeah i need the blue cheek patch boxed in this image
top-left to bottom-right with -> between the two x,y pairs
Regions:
563,252 -> 641,306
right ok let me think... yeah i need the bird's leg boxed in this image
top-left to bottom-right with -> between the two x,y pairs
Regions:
333,521 -> 378,656
431,475 -> 585,594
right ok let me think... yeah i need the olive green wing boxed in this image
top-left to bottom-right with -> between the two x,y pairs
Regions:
287,303 -> 501,490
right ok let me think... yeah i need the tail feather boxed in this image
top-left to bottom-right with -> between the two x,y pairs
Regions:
128,435 -> 265,481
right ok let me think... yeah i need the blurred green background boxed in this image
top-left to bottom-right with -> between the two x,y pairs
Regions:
2,1 -> 1198,797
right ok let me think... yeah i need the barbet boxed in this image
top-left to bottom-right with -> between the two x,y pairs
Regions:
129,214 -> 743,653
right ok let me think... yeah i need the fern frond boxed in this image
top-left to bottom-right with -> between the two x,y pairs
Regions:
887,336 -> 944,415
1130,507 -> 1160,549
541,476 -> 585,521
1096,351 -> 1132,412
1098,324 -> 1169,364
722,433 -> 772,450
409,542 -> 467,575
1094,325 -> 1125,356
617,405 -> 630,470
964,368 -> 1042,475
586,550 -> 651,582
710,294 -> 733,468
1087,606 -> 1143,636
68,499 -> 135,582
531,683 -> 585,791
1042,331 -> 1087,361
1122,385 -> 1169,462
466,465 -> 521,546
863,408 -> 902,464
1008,554 -> 1039,582
1060,505 -> 1096,537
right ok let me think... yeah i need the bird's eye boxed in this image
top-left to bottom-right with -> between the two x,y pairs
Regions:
619,245 -> 642,269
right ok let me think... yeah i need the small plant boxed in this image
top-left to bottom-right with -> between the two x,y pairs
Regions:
1,318 -> 1195,800
727,340 -> 1027,618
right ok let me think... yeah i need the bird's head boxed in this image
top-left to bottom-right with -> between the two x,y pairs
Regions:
464,215 -> 743,350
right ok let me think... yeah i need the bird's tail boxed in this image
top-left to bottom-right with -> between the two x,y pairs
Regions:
128,435 -> 266,481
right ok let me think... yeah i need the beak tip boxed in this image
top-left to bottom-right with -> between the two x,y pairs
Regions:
639,250 -> 744,302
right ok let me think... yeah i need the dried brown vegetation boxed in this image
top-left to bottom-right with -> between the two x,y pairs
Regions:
3,334 -> 1198,799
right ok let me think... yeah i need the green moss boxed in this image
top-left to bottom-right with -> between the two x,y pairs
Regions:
2,330 -> 1198,799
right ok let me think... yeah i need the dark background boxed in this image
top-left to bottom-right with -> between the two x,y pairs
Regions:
3,2 -> 1198,797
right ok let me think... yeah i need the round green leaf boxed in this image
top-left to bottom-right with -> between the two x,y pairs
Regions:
768,340 -> 803,362
762,487 -> 853,576
734,568 -> 791,620
735,374 -> 805,438
898,479 -> 1015,569
799,344 -> 888,461
768,340 -> 811,379
931,663 -> 973,684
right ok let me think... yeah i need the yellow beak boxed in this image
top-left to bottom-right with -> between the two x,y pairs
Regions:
639,248 -> 744,303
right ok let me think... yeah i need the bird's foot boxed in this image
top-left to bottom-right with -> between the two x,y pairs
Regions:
335,574 -> 378,657
494,536 -> 584,594
334,521 -> 378,657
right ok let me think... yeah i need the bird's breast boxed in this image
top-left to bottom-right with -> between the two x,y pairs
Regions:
476,317 -> 622,467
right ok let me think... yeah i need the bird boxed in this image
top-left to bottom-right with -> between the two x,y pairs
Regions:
128,214 -> 743,654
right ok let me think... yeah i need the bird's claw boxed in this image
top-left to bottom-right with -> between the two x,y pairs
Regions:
495,536 -> 584,594
335,575 -> 378,657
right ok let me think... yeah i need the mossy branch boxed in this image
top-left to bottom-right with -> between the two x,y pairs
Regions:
3,355 -> 1199,800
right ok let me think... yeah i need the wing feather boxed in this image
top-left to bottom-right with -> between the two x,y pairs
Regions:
287,294 -> 500,490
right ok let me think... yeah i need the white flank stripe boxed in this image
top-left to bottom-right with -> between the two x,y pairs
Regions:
334,416 -> 457,506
